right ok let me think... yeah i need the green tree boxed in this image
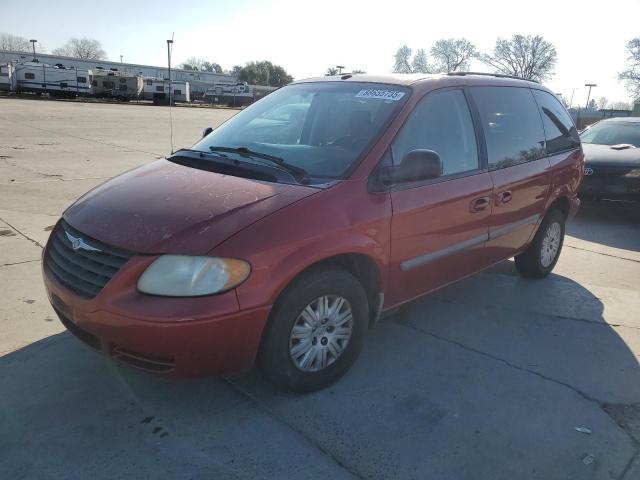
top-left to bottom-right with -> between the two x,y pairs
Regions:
326,67 -> 339,76
237,61 -> 293,87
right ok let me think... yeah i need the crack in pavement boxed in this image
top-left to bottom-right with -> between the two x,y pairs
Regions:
0,217 -> 43,249
0,259 -> 40,268
390,320 -> 640,478
1,175 -> 112,186
429,295 -> 640,331
222,377 -> 365,480
1,157 -> 63,179
0,115 -> 165,157
564,244 -> 640,263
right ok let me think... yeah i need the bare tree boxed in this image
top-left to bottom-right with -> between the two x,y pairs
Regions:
393,45 -> 413,73
597,96 -> 609,110
618,38 -> 640,98
325,67 -> 339,76
430,38 -> 476,73
0,33 -> 30,52
482,35 -> 557,82
609,101 -> 632,110
411,49 -> 431,73
52,38 -> 106,60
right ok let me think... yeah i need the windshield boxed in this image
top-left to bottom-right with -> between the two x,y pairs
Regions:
191,82 -> 410,183
580,121 -> 640,147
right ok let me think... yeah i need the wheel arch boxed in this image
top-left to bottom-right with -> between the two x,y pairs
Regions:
270,252 -> 384,327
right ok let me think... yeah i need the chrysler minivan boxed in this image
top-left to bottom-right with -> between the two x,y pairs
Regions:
43,73 -> 583,392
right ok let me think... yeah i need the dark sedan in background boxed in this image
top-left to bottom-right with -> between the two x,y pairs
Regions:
580,117 -> 640,200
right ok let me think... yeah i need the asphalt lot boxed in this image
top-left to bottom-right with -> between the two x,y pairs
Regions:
1,97 -> 640,479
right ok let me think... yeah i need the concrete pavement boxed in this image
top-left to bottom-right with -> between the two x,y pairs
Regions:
1,97 -> 639,479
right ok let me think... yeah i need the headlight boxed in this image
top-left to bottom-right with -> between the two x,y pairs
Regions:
137,255 -> 250,297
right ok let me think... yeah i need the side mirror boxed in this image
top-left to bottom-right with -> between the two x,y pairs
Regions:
382,149 -> 442,185
202,126 -> 213,138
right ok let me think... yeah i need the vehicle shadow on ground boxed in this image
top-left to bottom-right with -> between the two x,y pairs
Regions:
566,199 -> 640,251
1,270 -> 639,479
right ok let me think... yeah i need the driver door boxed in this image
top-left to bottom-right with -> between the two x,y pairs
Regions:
387,89 -> 494,306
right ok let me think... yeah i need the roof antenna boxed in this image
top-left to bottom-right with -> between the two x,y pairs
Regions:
166,33 -> 174,154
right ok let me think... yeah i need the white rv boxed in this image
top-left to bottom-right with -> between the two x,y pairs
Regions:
15,62 -> 92,97
142,79 -> 190,104
203,82 -> 254,106
92,71 -> 143,101
0,63 -> 17,92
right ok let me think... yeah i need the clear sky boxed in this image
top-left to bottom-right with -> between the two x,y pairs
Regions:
1,0 -> 638,105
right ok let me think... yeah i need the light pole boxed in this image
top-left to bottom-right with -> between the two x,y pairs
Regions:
120,55 -> 123,64
29,39 -> 37,62
166,38 -> 174,153
569,88 -> 576,109
336,65 -> 345,74
585,83 -> 597,110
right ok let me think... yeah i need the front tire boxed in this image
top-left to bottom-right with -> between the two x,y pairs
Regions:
515,209 -> 565,278
258,267 -> 369,393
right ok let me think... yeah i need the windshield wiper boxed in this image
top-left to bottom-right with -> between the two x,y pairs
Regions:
209,146 -> 309,184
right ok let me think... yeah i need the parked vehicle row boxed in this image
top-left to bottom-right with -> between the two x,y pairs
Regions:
43,72 -> 584,392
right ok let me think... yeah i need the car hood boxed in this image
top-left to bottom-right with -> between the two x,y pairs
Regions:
582,143 -> 640,167
63,159 -> 318,254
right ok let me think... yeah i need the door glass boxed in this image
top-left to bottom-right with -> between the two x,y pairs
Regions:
471,87 -> 546,170
391,89 -> 479,175
532,89 -> 580,154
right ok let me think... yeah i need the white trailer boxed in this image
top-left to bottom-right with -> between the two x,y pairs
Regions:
203,82 -> 255,106
142,79 -> 190,104
14,62 -> 92,97
0,63 -> 17,92
92,71 -> 143,101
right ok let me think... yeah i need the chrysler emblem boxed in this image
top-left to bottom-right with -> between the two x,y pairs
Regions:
65,231 -> 102,252
584,167 -> 594,176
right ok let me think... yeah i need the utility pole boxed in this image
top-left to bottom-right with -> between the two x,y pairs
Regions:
585,83 -> 597,110
166,37 -> 174,154
29,39 -> 38,62
336,65 -> 345,74
120,55 -> 123,64
569,88 -> 576,108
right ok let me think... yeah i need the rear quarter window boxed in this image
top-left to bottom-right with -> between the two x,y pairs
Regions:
532,90 -> 580,154
470,86 -> 546,170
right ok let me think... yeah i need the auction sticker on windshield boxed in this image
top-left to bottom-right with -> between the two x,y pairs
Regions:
355,89 -> 406,101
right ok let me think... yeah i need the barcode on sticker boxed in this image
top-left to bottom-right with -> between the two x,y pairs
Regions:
355,89 -> 406,101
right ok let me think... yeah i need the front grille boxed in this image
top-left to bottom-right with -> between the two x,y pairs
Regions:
45,219 -> 133,298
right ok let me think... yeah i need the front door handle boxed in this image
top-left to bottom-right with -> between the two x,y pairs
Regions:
497,191 -> 513,204
471,196 -> 490,212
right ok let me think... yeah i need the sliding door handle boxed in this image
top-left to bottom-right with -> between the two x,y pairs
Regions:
497,191 -> 513,204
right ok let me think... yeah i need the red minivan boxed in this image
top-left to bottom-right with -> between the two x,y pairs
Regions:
43,73 -> 583,392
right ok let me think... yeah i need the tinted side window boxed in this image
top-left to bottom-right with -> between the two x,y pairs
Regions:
532,89 -> 580,155
471,87 -> 545,170
25,72 -> 35,79
391,89 -> 479,176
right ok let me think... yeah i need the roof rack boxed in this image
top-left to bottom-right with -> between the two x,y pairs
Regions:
447,71 -> 539,84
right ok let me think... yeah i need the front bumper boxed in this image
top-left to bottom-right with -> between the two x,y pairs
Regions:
43,260 -> 271,378
580,172 -> 640,199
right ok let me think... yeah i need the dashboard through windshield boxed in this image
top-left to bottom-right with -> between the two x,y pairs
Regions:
191,82 -> 410,184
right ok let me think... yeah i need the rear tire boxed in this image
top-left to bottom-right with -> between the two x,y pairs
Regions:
258,267 -> 369,393
515,209 -> 565,278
